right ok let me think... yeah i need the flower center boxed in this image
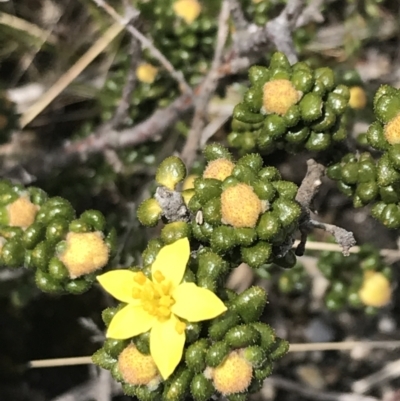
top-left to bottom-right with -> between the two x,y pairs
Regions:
132,271 -> 176,319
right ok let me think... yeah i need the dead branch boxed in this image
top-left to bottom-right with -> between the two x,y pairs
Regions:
267,376 -> 379,401
295,159 -> 356,256
352,359 -> 400,394
180,0 -> 230,169
91,0 -> 192,95
9,0 -> 315,178
109,17 -> 141,128
154,186 -> 190,223
228,0 -> 249,31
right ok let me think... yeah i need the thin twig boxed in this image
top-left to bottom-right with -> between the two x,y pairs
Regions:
27,341 -> 400,369
267,376 -> 379,401
296,159 -> 325,208
352,359 -> 400,394
308,220 -> 356,256
295,159 -> 356,257
264,0 -> 304,63
295,0 -> 325,28
29,356 -> 93,368
180,0 -> 231,168
109,16 -> 141,128
228,0 -> 248,30
10,1 -> 66,87
289,341 -> 400,352
17,92 -> 192,177
91,0 -> 192,95
0,11 -> 57,44
10,0 -> 308,175
233,0 -> 305,63
20,22 -> 124,128
295,240 -> 400,262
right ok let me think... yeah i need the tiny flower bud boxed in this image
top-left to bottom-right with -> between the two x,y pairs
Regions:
136,63 -> 158,84
359,271 -> 391,307
173,0 -> 202,24
349,86 -> 367,109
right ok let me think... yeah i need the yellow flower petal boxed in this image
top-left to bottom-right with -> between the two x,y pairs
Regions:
150,315 -> 185,379
97,270 -> 140,303
107,304 -> 155,339
172,282 -> 227,322
151,238 -> 190,287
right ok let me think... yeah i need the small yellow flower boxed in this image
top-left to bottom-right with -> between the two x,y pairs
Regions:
59,232 -> 109,278
136,63 -> 158,84
358,271 -> 391,307
349,86 -> 367,109
173,0 -> 202,24
118,344 -> 160,388
7,196 -> 38,229
97,238 -> 227,380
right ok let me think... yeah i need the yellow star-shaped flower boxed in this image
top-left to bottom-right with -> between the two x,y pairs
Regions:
97,238 -> 227,380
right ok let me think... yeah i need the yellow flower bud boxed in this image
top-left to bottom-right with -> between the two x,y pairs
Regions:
349,86 -> 367,109
118,344 -> 160,388
7,196 -> 38,229
211,351 -> 253,395
384,114 -> 400,145
182,174 -> 198,190
173,0 -> 202,24
181,189 -> 195,206
358,271 -> 391,307
203,159 -> 235,181
59,232 -> 109,278
221,183 -> 262,228
136,63 -> 158,84
263,79 -> 301,116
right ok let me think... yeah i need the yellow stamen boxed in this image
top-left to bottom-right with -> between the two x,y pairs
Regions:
161,282 -> 171,295
153,270 -> 165,283
132,287 -> 142,299
159,295 -> 174,307
135,272 -> 147,285
158,306 -> 171,318
144,282 -> 155,296
175,321 -> 186,335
